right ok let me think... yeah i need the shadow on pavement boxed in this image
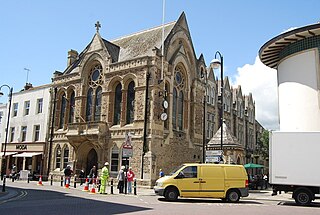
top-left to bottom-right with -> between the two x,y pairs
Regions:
157,197 -> 263,205
278,201 -> 320,208
0,187 -> 152,215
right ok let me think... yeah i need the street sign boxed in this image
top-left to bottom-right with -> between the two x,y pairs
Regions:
206,150 -> 222,163
122,132 -> 133,158
122,146 -> 133,158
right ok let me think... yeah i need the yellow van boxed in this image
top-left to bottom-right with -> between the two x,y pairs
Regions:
154,163 -> 249,202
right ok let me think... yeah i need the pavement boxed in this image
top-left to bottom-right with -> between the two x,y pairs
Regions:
0,178 -> 294,203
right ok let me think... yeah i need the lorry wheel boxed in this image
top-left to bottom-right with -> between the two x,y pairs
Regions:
227,189 -> 240,203
294,189 -> 312,206
165,187 -> 178,201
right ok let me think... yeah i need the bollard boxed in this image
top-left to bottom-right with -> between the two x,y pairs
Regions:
97,177 -> 100,192
12,175 -> 14,182
27,176 -> 30,183
133,179 -> 137,195
74,176 -> 77,188
124,176 -> 127,194
111,178 -> 114,194
50,175 -> 53,186
61,176 -> 63,187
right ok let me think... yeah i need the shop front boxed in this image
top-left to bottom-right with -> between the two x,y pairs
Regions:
2,142 -> 45,179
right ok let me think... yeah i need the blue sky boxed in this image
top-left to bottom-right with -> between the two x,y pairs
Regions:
1,0 -> 319,129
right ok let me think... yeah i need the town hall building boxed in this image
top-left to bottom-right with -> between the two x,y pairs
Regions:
48,13 -> 263,186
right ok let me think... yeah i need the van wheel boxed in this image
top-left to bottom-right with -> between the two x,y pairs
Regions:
165,187 -> 178,201
227,189 -> 240,203
294,188 -> 312,206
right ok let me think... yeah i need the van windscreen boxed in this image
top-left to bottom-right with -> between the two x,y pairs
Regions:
168,164 -> 185,176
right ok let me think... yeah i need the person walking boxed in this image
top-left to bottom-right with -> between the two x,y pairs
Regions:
79,169 -> 85,186
117,166 -> 125,194
88,165 -> 97,184
64,165 -> 73,185
127,167 -> 135,194
100,162 -> 109,194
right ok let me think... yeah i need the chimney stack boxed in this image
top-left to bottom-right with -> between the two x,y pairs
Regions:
67,49 -> 78,67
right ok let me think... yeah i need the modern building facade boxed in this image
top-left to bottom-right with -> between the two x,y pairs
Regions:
259,22 -> 320,132
49,13 -> 264,186
0,83 -> 51,176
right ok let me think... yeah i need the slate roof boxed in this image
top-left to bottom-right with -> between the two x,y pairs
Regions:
207,123 -> 244,149
111,22 -> 176,62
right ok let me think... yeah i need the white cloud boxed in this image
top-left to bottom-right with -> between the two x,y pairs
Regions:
232,56 -> 279,130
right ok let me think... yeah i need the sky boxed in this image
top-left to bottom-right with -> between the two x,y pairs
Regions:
1,0 -> 319,130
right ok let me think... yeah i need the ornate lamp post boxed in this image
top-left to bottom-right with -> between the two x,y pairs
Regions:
211,51 -> 224,161
0,85 -> 13,192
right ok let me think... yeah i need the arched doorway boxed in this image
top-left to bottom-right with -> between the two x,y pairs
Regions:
86,148 -> 98,175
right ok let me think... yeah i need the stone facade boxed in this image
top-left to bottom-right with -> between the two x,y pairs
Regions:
48,13 -> 264,186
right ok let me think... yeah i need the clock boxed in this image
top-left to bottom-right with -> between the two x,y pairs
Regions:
162,100 -> 168,109
160,112 -> 168,121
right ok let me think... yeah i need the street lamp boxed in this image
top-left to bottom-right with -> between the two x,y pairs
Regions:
211,51 -> 224,161
0,84 -> 13,192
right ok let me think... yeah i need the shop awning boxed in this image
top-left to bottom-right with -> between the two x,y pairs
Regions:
13,152 -> 42,158
0,152 -> 17,156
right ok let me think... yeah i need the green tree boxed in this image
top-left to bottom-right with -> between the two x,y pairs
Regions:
257,130 -> 269,159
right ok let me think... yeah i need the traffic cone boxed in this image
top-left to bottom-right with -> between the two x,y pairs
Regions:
65,177 -> 70,189
37,175 -> 43,186
82,178 -> 89,192
90,178 -> 96,194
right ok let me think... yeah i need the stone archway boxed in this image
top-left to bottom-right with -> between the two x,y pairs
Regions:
86,148 -> 98,175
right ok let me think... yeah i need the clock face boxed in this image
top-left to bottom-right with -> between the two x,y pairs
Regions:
162,100 -> 168,109
160,112 -> 168,121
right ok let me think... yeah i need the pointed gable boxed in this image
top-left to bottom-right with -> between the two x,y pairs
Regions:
207,123 -> 244,148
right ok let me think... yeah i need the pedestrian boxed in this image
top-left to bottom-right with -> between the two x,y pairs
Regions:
100,162 -> 109,194
64,165 -> 73,185
159,169 -> 164,178
263,174 -> 268,189
127,167 -> 135,194
117,166 -> 125,193
79,169 -> 85,186
11,164 -> 17,181
88,165 -> 97,184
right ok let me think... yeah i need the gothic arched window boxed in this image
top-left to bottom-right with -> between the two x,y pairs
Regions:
111,145 -> 119,172
126,81 -> 135,124
68,91 -> 75,123
172,65 -> 186,131
55,145 -> 61,169
94,86 -> 102,121
59,93 -> 66,129
114,83 -> 122,125
178,91 -> 184,130
86,88 -> 93,121
63,146 -> 69,168
172,88 -> 177,129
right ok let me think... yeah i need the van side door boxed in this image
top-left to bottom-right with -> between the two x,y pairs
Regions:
176,166 -> 200,197
200,166 -> 225,198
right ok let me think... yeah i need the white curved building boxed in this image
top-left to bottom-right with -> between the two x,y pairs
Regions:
259,23 -> 320,131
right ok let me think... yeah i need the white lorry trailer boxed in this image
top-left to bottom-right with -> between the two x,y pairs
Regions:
270,131 -> 320,205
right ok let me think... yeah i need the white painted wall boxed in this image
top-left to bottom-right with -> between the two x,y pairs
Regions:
278,49 -> 320,131
0,103 -> 8,146
8,85 -> 51,143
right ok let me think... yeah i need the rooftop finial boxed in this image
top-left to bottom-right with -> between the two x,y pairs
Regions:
95,21 -> 101,33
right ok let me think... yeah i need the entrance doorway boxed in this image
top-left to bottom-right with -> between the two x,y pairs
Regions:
86,149 -> 98,175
